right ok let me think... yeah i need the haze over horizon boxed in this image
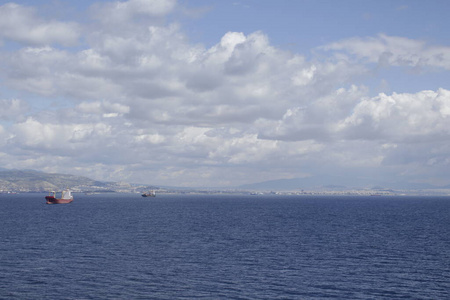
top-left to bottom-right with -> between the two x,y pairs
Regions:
1,0 -> 450,188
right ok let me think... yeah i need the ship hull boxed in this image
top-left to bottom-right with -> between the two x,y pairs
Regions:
45,196 -> 73,204
141,190 -> 156,197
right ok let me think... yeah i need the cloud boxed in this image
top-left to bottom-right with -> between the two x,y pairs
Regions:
90,0 -> 176,28
1,0 -> 450,187
0,3 -> 80,46
10,118 -> 112,152
76,101 -> 130,116
0,99 -> 28,121
258,85 -> 368,141
322,34 -> 450,70
339,88 -> 450,142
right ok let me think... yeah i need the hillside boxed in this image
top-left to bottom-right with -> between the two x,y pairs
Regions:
237,175 -> 441,191
0,169 -> 110,192
2,169 -> 448,195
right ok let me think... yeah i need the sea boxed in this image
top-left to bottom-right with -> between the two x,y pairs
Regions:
0,193 -> 449,299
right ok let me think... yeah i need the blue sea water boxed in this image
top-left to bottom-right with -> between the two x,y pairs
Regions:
0,193 -> 449,299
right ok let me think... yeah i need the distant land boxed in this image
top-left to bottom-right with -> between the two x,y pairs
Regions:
0,169 -> 149,194
237,175 -> 446,191
1,169 -> 450,196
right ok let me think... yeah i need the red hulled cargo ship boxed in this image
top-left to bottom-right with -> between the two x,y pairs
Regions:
45,189 -> 73,204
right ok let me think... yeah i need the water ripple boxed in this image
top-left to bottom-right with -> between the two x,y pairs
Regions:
0,194 -> 449,299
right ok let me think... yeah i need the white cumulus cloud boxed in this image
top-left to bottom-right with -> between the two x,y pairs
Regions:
0,3 -> 80,46
322,33 -> 450,70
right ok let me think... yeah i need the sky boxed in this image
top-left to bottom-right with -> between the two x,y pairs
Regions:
1,0 -> 450,189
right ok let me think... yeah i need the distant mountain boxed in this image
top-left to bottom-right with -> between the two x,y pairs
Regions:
237,175 -> 371,191
1,169 -> 444,194
237,175 -> 439,191
238,177 -> 317,191
0,169 -> 108,192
